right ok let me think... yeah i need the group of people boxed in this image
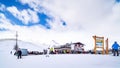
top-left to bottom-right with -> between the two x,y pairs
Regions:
112,41 -> 120,56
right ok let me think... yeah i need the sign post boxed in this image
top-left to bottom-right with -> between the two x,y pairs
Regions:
105,38 -> 109,54
93,35 -> 105,54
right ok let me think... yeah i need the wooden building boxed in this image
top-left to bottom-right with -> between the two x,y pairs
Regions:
51,42 -> 85,54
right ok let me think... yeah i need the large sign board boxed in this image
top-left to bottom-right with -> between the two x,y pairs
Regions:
93,36 -> 105,54
96,37 -> 104,47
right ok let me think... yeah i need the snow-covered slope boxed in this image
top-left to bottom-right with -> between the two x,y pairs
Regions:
0,39 -> 45,52
1,53 -> 120,68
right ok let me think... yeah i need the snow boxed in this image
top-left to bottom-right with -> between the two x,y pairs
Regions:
0,39 -> 45,51
0,40 -> 120,68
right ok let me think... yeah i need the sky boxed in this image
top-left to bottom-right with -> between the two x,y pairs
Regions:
0,0 -> 120,50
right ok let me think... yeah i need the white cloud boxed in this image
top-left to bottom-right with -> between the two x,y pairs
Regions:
0,13 -> 12,28
7,6 -> 39,24
0,3 -> 6,11
40,0 -> 115,30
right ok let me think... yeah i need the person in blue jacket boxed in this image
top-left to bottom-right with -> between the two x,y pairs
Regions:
112,41 -> 120,56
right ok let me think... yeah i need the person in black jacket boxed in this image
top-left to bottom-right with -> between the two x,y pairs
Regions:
17,49 -> 22,59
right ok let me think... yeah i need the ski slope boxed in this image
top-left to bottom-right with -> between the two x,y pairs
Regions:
0,39 -> 46,52
0,40 -> 120,68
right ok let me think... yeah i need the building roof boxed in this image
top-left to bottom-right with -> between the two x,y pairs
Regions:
73,42 -> 84,45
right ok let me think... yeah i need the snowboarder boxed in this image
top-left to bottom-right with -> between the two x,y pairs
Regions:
112,41 -> 120,56
17,48 -> 22,59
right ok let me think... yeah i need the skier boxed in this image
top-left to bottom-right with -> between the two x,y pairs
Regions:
10,51 -> 12,54
17,48 -> 22,59
112,41 -> 120,56
46,48 -> 49,57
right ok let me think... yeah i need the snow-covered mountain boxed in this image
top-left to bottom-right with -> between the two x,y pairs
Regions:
0,39 -> 46,52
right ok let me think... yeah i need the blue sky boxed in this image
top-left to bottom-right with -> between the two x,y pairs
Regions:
0,0 -> 66,30
0,0 -> 29,9
116,0 -> 120,2
0,0 -> 120,50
